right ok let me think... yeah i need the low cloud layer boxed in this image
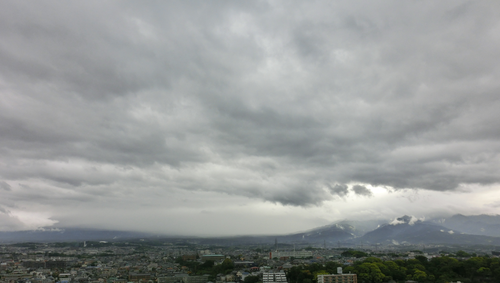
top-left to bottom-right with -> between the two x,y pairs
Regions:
1,1 -> 500,233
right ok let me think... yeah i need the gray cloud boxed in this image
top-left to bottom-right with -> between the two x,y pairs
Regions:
352,185 -> 373,197
329,184 -> 349,197
0,181 -> 11,191
0,206 -> 26,231
1,1 -> 500,232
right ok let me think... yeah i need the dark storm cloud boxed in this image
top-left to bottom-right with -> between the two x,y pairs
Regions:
1,0 -> 500,217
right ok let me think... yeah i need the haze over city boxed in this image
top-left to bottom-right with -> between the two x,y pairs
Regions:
1,1 -> 500,236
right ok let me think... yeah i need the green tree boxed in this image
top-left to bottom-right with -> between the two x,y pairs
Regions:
463,257 -> 487,280
412,270 -> 427,282
201,260 -> 214,268
383,261 -> 405,281
341,250 -> 368,258
324,261 -> 343,274
477,266 -> 491,278
414,255 -> 428,267
286,266 -> 313,283
244,275 -> 260,283
313,270 -> 329,281
456,250 -> 470,257
428,256 -> 460,280
363,257 -> 382,263
286,266 -> 302,283
356,263 -> 385,283
308,263 -> 324,273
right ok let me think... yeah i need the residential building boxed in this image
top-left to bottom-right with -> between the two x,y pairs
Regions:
263,271 -> 287,283
317,274 -> 357,283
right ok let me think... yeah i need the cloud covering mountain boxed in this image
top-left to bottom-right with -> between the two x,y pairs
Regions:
1,1 -> 500,235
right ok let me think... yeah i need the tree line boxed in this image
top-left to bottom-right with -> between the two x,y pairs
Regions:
286,254 -> 500,283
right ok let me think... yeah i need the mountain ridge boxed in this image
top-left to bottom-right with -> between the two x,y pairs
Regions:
2,214 -> 500,246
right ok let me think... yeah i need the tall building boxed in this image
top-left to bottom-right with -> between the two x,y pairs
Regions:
317,274 -> 357,283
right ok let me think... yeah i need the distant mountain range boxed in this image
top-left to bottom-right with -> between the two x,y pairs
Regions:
274,219 -> 387,244
1,214 -> 500,246
359,215 -> 500,246
430,214 -> 500,237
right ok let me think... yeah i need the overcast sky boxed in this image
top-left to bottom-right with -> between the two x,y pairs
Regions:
1,1 -> 500,236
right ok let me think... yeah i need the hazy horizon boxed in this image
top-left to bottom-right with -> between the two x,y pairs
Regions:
3,213 -> 498,239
